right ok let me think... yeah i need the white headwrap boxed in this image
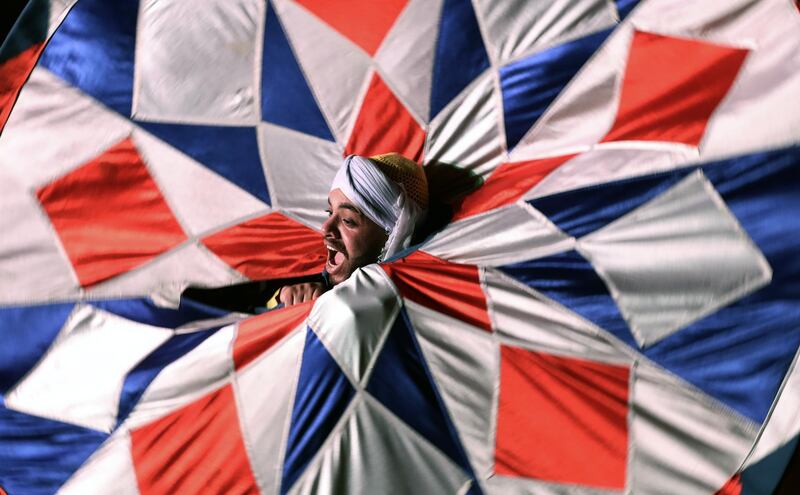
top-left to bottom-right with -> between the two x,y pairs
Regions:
330,155 -> 425,260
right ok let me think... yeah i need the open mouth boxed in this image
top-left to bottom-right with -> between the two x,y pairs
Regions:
326,245 -> 346,269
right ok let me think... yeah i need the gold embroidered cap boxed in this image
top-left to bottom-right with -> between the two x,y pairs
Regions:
368,153 -> 429,210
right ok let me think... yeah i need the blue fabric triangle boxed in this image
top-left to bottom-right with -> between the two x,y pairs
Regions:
116,328 -> 220,428
465,482 -> 485,495
137,121 -> 270,204
91,297 -> 226,329
282,327 -> 355,494
366,309 -> 475,478
0,400 -> 108,495
615,0 -> 641,19
499,249 -> 635,347
500,28 -> 612,151
529,166 -> 692,238
38,0 -> 138,117
430,0 -> 491,119
261,2 -> 333,141
0,302 -> 74,395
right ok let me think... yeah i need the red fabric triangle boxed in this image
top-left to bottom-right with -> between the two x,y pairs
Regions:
234,301 -> 313,370
345,72 -> 425,163
203,212 -> 326,281
131,385 -> 259,495
453,154 -> 576,221
383,251 -> 491,332
602,30 -> 748,146
0,42 -> 44,134
295,0 -> 408,56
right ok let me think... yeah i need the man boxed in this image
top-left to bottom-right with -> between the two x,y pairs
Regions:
182,153 -> 428,312
279,153 -> 427,306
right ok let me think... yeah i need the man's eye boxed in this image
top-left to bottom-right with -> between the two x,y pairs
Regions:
324,209 -> 332,216
343,218 -> 356,227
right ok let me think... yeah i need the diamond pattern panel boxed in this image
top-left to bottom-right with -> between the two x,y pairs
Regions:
4,0 -> 800,493
36,137 -> 187,287
580,170 -> 772,348
602,30 -> 749,146
495,345 -> 630,489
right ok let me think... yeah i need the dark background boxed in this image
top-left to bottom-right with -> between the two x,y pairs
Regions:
1,0 -> 28,48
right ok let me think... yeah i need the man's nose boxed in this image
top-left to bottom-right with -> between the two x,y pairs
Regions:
321,215 -> 338,237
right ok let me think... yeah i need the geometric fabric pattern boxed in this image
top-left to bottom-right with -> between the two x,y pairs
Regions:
130,385 -> 260,495
294,0 -> 408,56
579,169 -> 771,348
344,72 -> 426,162
601,31 -> 749,147
495,345 -> 630,488
36,137 -> 187,287
262,0 -> 333,141
2,0 -> 800,493
500,28 -> 612,151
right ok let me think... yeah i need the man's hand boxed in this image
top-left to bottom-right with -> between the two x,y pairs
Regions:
279,282 -> 326,306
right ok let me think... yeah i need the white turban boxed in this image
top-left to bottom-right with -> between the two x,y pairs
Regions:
330,155 -> 425,260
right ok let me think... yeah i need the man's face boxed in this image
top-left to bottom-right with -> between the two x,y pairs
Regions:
323,189 -> 388,285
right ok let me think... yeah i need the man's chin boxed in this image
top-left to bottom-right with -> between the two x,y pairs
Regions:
326,254 -> 383,285
325,262 -> 352,286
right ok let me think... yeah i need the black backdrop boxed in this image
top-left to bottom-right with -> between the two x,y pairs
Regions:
1,0 -> 28,47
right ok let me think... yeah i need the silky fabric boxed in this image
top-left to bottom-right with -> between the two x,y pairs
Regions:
508,145 -> 800,425
330,155 -> 423,259
382,251 -> 491,332
282,328 -> 355,492
34,138 -> 188,287
201,213 -> 327,281
499,28 -> 612,150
